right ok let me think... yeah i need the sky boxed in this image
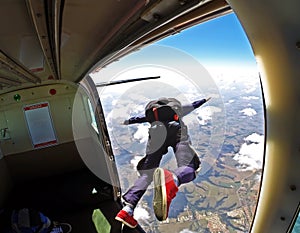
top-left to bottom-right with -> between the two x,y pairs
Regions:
155,12 -> 257,69
92,12 -> 259,91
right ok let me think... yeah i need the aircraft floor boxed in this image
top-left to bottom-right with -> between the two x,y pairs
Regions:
2,168 -> 145,233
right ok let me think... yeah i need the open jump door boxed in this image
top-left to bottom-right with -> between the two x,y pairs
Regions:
0,77 -> 146,233
77,76 -> 146,233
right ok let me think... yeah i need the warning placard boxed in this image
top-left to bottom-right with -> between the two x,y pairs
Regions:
24,102 -> 57,148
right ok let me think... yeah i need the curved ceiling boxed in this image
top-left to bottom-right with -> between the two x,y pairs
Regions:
0,0 -> 230,93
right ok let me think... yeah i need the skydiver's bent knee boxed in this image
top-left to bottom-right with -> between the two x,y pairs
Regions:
174,166 -> 197,185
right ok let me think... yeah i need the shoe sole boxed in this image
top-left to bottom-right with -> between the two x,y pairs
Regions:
153,168 -> 167,221
115,216 -> 137,228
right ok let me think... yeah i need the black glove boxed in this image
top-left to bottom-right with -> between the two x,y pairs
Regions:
206,97 -> 212,102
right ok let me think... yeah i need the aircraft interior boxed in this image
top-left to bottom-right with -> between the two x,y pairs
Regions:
0,0 -> 299,233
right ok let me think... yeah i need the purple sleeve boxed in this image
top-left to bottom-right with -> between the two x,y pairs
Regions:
182,99 -> 207,116
128,114 -> 147,124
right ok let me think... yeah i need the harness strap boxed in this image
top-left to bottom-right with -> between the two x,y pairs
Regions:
173,114 -> 179,121
153,107 -> 159,121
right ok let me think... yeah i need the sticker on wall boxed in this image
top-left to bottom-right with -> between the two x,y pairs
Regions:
23,102 -> 58,149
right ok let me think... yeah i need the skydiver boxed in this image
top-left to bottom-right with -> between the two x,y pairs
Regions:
115,97 -> 211,228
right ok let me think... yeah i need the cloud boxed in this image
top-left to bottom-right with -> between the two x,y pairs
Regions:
245,133 -> 263,143
239,108 -> 257,116
179,229 -> 197,233
134,206 -> 150,221
195,106 -> 222,125
133,124 -> 149,143
242,96 -> 259,100
233,133 -> 264,171
244,85 -> 257,94
130,155 -> 144,169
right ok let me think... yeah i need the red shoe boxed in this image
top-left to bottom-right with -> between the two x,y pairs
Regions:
115,210 -> 138,228
153,168 -> 178,221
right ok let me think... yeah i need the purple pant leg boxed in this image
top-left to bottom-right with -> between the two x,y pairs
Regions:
174,166 -> 196,185
174,139 -> 200,185
122,128 -> 166,207
122,172 -> 152,207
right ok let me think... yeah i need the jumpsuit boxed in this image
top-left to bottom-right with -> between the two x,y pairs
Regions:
122,99 -> 207,208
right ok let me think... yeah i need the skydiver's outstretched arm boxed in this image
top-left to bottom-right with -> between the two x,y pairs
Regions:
182,98 -> 211,116
123,114 -> 147,125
